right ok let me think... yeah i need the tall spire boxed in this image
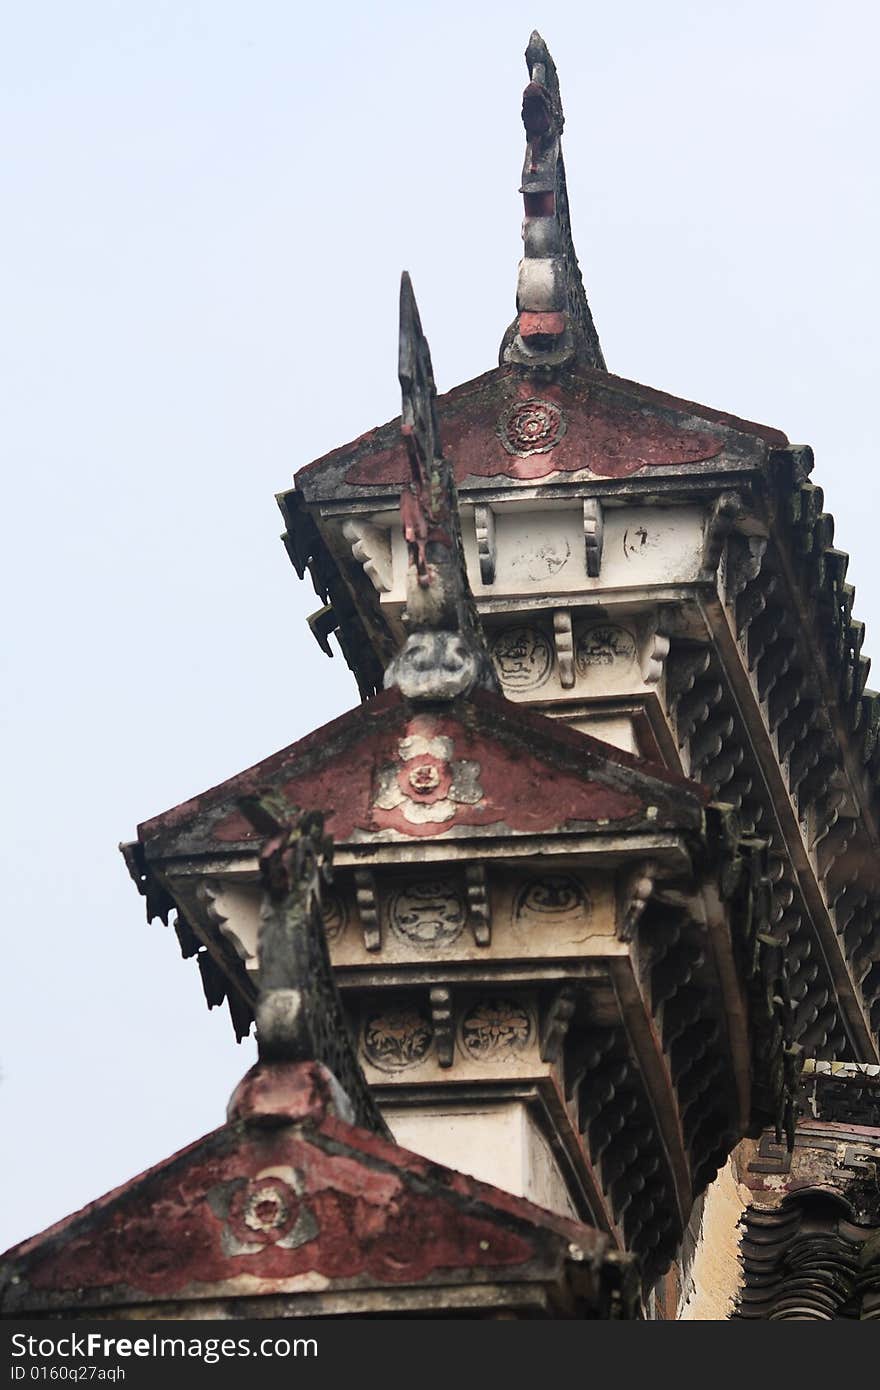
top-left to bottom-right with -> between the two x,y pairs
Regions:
500,32 -> 605,371
385,273 -> 499,701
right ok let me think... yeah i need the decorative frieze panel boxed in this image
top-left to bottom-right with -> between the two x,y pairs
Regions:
387,878 -> 468,948
460,997 -> 535,1063
359,991 -> 541,1081
491,624 -> 554,693
362,997 -> 434,1073
514,874 -> 591,929
478,504 -> 703,600
574,621 -> 636,675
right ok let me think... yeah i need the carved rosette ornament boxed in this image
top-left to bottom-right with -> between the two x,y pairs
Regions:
461,998 -> 534,1061
373,729 -> 483,827
362,1002 -> 434,1072
389,880 -> 467,947
498,398 -> 566,457
208,1172 -> 318,1258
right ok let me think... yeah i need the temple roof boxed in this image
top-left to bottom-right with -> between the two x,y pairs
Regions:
0,1057 -> 635,1318
133,686 -> 708,864
291,362 -> 787,503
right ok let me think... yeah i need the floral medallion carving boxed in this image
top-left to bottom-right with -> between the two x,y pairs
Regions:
208,1171 -> 317,1257
460,998 -> 533,1061
389,879 -> 467,947
373,731 -> 483,827
498,398 -> 566,457
362,1002 -> 434,1072
490,627 -> 553,692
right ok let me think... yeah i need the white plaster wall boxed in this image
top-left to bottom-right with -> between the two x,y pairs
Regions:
386,1101 -> 577,1219
566,713 -> 641,754
677,1153 -> 749,1320
379,502 -> 705,612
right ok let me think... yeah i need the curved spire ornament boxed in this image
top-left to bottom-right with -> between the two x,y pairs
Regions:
500,32 -> 606,372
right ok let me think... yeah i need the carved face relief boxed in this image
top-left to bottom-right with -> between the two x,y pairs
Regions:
373,729 -> 483,827
389,880 -> 467,947
498,399 -> 566,457
460,998 -> 534,1061
491,627 -> 553,692
386,630 -> 484,702
515,875 -> 590,921
574,624 -> 637,675
362,1002 -> 434,1072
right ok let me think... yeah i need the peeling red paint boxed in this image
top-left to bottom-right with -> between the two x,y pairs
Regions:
345,373 -> 724,483
294,364 -> 786,499
2,1060 -> 612,1312
519,310 -> 565,339
139,689 -> 701,860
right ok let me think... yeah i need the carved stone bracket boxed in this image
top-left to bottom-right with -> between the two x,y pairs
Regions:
198,879 -> 258,973
617,860 -> 658,942
354,869 -> 381,952
701,492 -> 745,577
341,519 -> 393,594
583,497 -> 604,577
465,864 -> 491,946
474,503 -> 497,585
430,986 -> 454,1068
553,609 -> 575,689
726,533 -> 767,602
540,984 -> 576,1063
640,628 -> 670,687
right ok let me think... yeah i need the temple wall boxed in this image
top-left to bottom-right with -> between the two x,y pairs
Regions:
387,1101 -> 578,1219
677,1144 -> 752,1319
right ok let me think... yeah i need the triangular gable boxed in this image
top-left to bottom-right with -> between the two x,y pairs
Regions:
138,688 -> 707,860
293,363 -> 787,498
0,1062 -> 621,1316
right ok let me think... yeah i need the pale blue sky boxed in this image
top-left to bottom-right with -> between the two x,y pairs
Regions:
2,0 -> 878,1247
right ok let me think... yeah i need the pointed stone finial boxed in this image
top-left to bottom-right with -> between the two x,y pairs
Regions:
501,32 -> 605,371
385,273 -> 499,701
